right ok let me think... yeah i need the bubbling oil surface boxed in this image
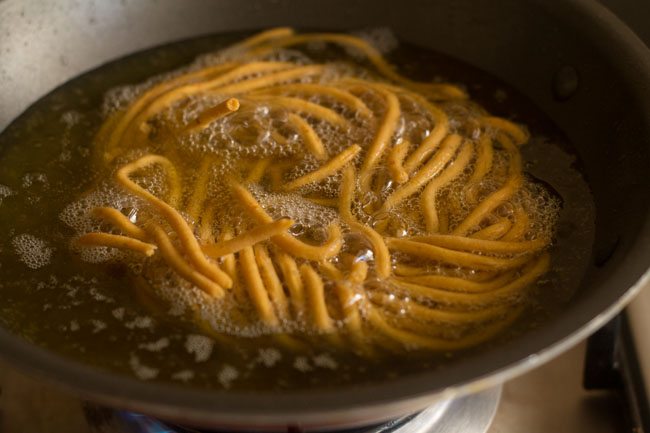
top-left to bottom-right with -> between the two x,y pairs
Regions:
0,30 -> 595,390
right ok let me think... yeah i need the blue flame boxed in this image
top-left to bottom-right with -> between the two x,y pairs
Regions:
117,411 -> 181,433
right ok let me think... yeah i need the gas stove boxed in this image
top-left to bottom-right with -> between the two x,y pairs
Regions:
0,308 -> 645,433
79,387 -> 500,433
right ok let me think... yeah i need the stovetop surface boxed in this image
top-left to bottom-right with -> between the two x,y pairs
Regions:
486,341 -> 626,433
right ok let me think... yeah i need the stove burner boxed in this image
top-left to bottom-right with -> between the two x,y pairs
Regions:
85,387 -> 501,433
121,412 -> 417,433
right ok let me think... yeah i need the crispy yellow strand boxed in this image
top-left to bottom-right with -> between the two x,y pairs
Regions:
367,306 -> 520,351
371,169 -> 389,199
227,27 -> 296,53
369,292 -> 509,324
482,116 -> 529,145
198,201 -> 218,243
275,250 -> 306,319
387,140 -> 410,184
116,155 -> 232,288
123,154 -> 184,206
339,165 -> 357,222
185,157 -> 215,222
148,224 -> 224,297
76,232 -> 156,256
218,230 -> 236,278
245,158 -> 271,183
406,233 -> 548,255
255,32 -> 466,99
464,134 -> 494,205
380,134 -> 463,212
471,218 -> 513,240
386,238 -> 531,271
319,261 -> 344,281
390,254 -> 549,306
254,244 -> 290,320
203,218 -> 294,258
300,263 -> 335,332
437,206 -> 450,234
395,271 -> 515,293
286,113 -> 328,160
91,207 -> 148,240
453,135 -> 522,236
349,260 -> 369,284
502,204 -> 530,241
348,222 -> 392,279
334,261 -> 368,347
184,98 -> 240,133
379,310 -> 496,340
283,144 -> 361,191
355,85 -> 401,192
230,181 -> 343,260
211,65 -> 323,95
248,95 -> 350,129
271,129 -> 289,145
393,263 -> 431,277
334,281 -> 364,341
100,62 -> 237,162
399,93 -> 450,174
397,264 -> 499,281
114,62 -> 291,157
421,142 -> 474,232
239,246 -> 279,326
256,83 -> 373,118
339,165 -> 391,278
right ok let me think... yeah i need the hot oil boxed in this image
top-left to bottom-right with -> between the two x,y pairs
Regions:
0,30 -> 595,390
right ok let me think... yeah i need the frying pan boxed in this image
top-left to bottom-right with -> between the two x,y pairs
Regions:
1,0 -> 649,430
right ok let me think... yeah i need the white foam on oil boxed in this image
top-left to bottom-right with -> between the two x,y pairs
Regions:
60,110 -> 82,127
353,27 -> 399,54
12,234 -> 52,269
91,320 -> 107,333
129,355 -> 159,380
21,172 -> 48,189
125,316 -> 154,330
60,181 -> 144,263
217,365 -> 239,388
171,370 -> 195,382
89,287 -> 114,303
111,307 -> 126,321
293,356 -> 313,372
185,334 -> 214,362
139,338 -> 170,352
313,353 -> 338,370
256,348 -> 282,367
0,184 -> 15,205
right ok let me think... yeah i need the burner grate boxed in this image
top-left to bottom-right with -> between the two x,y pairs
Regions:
102,410 -> 416,433
85,387 -> 501,433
